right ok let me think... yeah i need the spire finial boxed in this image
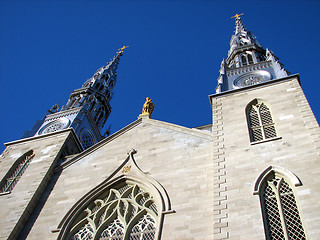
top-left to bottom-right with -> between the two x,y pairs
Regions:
231,13 -> 244,19
118,45 -> 129,53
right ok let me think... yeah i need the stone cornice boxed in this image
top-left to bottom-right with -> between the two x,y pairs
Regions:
209,74 -> 300,101
226,61 -> 272,77
4,128 -> 82,151
44,107 -> 82,122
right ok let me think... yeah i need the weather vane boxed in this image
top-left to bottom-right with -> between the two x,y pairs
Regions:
231,13 -> 244,19
118,45 -> 129,53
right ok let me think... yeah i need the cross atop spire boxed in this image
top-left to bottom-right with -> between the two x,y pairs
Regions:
231,13 -> 243,19
118,45 -> 129,53
232,13 -> 247,35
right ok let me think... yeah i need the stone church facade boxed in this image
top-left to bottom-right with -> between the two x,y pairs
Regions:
0,16 -> 319,240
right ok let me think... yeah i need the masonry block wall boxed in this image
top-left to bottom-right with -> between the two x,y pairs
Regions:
0,131 -> 81,240
20,119 -> 214,240
211,76 -> 320,239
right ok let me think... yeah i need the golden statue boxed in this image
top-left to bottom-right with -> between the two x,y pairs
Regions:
140,97 -> 155,117
231,13 -> 244,19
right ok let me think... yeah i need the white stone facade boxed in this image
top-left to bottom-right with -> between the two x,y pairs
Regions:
210,75 -> 320,239
1,75 -> 319,240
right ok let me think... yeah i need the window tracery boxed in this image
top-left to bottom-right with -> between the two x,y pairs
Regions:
0,150 -> 35,193
66,181 -> 158,240
260,174 -> 307,240
80,130 -> 95,149
247,100 -> 277,142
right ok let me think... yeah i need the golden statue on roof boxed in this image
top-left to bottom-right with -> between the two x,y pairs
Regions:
140,97 -> 155,117
231,13 -> 244,19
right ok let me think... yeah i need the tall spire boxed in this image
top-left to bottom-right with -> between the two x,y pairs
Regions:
23,47 -> 127,149
215,15 -> 289,93
232,13 -> 246,35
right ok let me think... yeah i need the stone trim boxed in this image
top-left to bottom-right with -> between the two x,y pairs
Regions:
44,107 -> 82,122
4,128 -> 82,151
253,165 -> 303,195
226,61 -> 272,77
209,74 -> 300,100
289,79 -> 320,156
250,136 -> 282,145
212,97 -> 229,239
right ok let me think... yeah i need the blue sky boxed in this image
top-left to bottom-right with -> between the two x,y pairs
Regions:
0,0 -> 319,151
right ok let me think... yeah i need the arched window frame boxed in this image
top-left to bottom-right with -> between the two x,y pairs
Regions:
246,99 -> 279,143
56,176 -> 167,240
241,55 -> 248,66
240,53 -> 254,66
80,129 -> 95,150
253,166 -> 308,240
0,150 -> 35,195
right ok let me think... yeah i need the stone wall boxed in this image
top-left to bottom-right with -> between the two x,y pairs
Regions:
0,130 -> 80,240
211,76 -> 320,239
23,118 -> 213,240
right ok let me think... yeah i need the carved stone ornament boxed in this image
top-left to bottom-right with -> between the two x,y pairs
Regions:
234,70 -> 272,88
38,118 -> 70,135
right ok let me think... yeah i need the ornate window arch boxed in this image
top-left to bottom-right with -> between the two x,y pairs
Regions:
0,150 -> 35,194
58,178 -> 162,240
80,130 -> 95,150
254,166 -> 307,240
246,99 -> 277,142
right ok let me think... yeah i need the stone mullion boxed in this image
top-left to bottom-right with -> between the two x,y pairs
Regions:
272,180 -> 290,240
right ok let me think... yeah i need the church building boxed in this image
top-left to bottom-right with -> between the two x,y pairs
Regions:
0,15 -> 319,240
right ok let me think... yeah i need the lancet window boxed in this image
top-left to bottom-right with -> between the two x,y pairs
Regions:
241,53 -> 254,66
246,100 -> 277,142
0,150 -> 35,193
65,180 -> 159,240
260,173 -> 307,240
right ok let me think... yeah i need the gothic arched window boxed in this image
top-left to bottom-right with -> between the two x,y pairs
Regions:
241,53 -> 254,66
246,100 -> 277,142
80,130 -> 95,150
248,54 -> 254,64
0,150 -> 35,194
260,173 -> 307,240
64,180 -> 159,240
241,55 -> 248,66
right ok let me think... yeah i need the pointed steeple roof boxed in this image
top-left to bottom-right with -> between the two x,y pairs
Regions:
82,46 -> 128,88
215,15 -> 289,94
23,47 -> 127,149
228,14 -> 262,58
233,13 -> 246,35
